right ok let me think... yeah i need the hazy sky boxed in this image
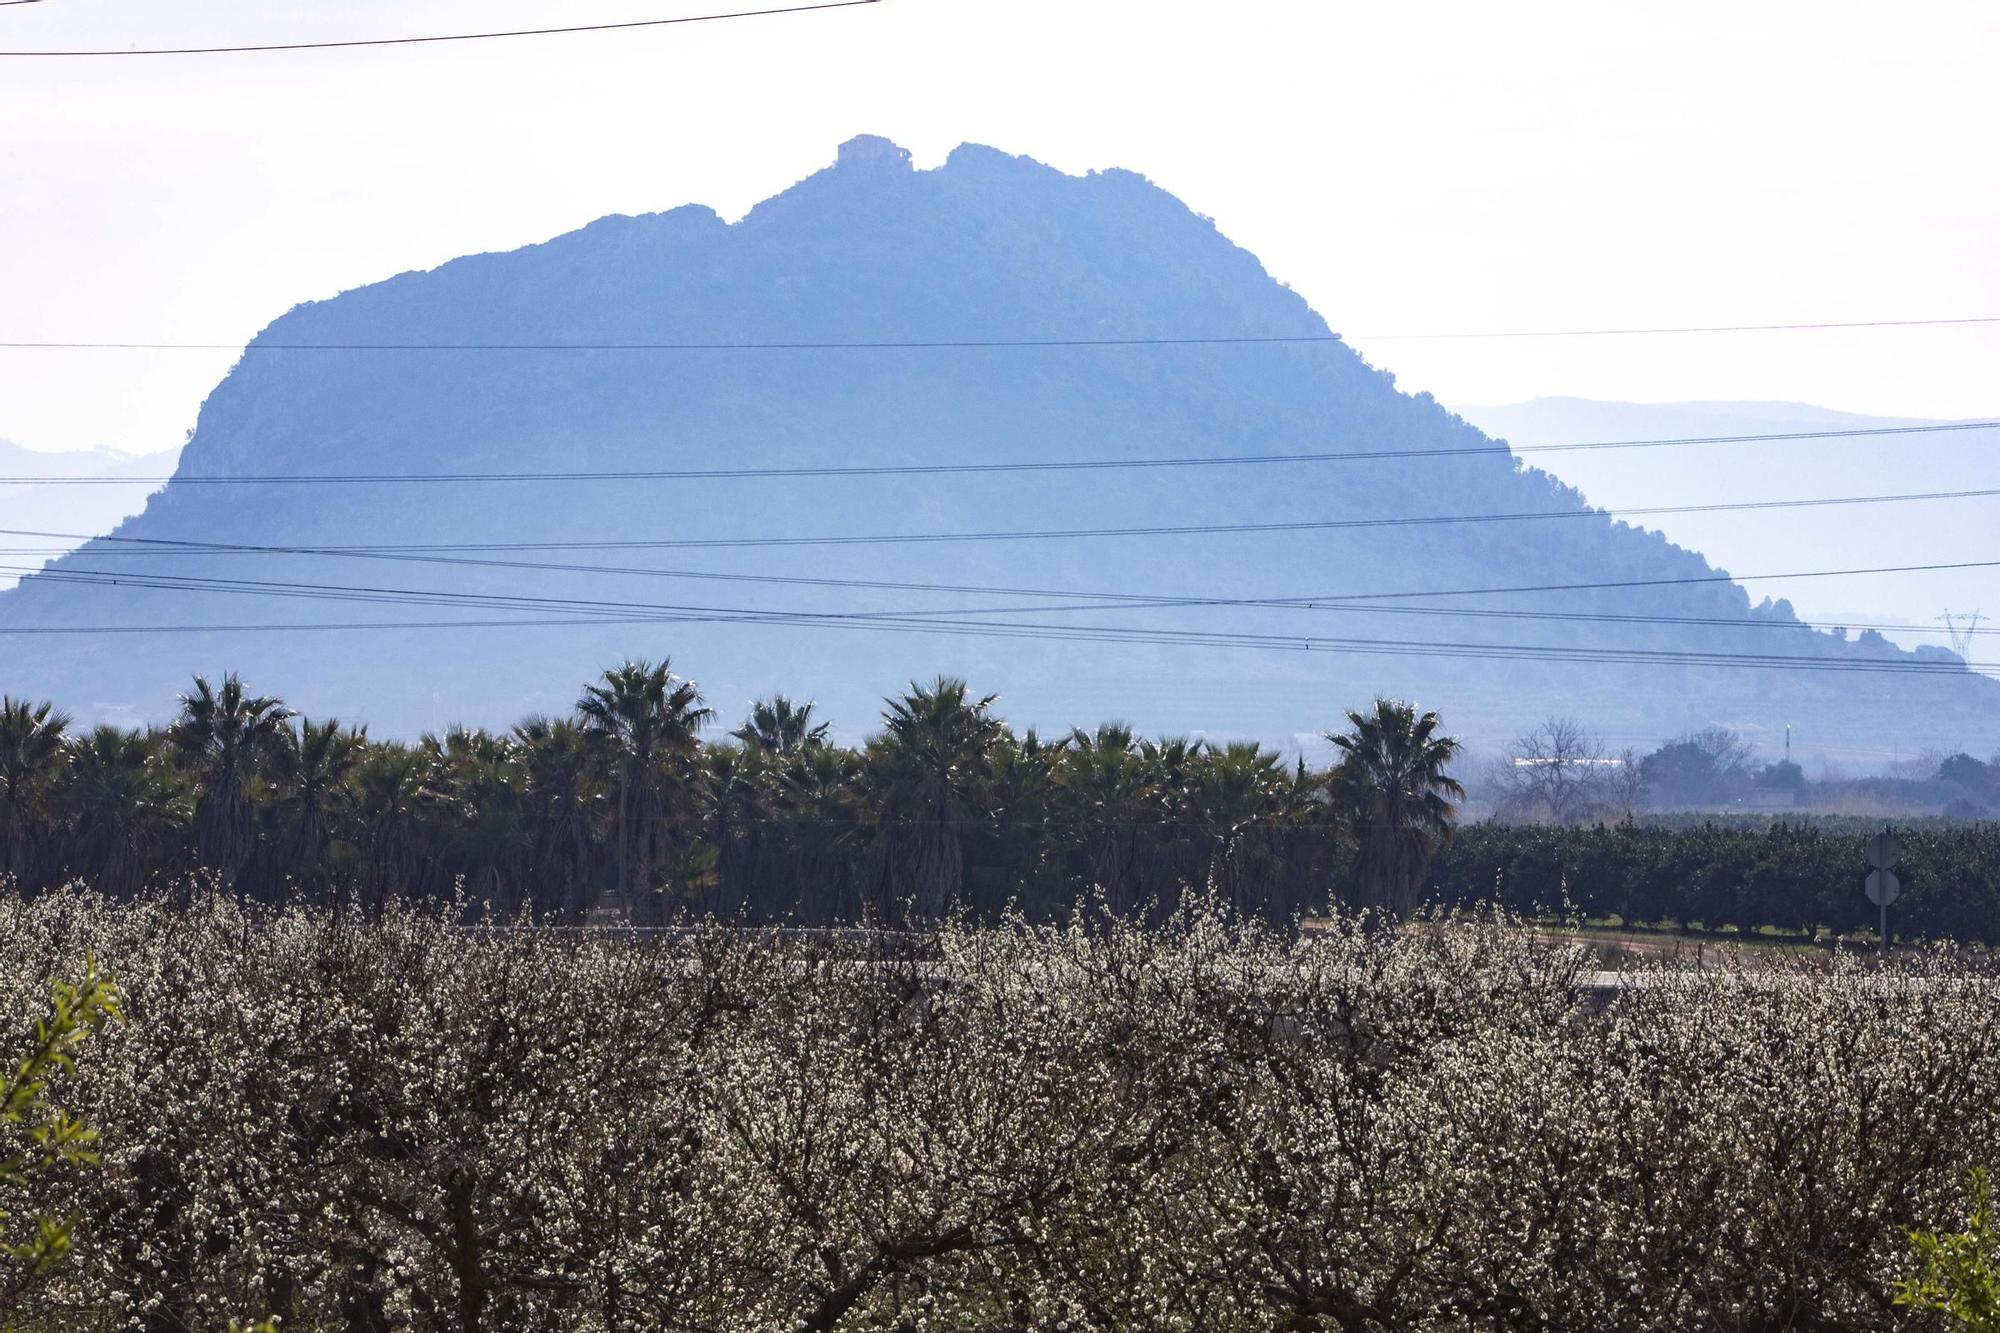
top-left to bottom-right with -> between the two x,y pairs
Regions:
2,0 -> 1996,454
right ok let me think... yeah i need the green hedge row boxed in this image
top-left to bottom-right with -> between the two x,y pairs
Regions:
1427,819 -> 2000,944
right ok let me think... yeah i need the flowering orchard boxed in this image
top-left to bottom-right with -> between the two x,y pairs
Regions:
2,888 -> 1997,1332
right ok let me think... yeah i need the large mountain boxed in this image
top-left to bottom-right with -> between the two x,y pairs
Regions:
3,136 -> 1994,762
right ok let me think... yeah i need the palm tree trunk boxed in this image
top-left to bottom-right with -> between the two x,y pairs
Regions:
2,790 -> 25,882
907,807 -> 960,921
613,769 -> 630,913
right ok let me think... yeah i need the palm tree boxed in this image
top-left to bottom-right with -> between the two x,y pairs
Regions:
271,718 -> 364,900
865,677 -> 1003,922
1056,724 -> 1149,917
60,725 -> 187,897
1273,753 -> 1338,919
429,726 -> 527,914
703,743 -> 772,917
1326,698 -> 1464,922
1188,741 -> 1296,921
731,695 -> 830,755
354,742 -> 441,911
577,660 -> 712,921
775,741 -> 865,924
0,697 -> 71,884
515,716 -> 604,922
1137,735 -> 1204,911
986,727 -> 1066,915
168,674 -> 293,882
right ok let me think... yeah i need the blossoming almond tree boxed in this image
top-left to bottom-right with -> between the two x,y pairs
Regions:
2,887 -> 1994,1330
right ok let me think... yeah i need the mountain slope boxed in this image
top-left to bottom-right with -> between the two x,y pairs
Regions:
1454,398 -> 1998,655
2,137 -> 1993,762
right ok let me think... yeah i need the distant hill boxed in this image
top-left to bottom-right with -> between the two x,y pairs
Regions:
2,136 -> 1994,763
0,438 -> 179,588
1454,399 -> 1998,660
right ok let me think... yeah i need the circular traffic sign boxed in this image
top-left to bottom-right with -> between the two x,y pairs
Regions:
1865,868 -> 1901,907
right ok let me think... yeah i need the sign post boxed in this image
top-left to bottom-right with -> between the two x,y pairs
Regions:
1864,830 -> 1901,956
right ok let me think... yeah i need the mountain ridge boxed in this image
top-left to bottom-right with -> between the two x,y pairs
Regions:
3,137 -> 1993,763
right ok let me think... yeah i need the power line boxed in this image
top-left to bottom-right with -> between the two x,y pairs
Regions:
7,526 -> 2000,642
10,558 -> 1984,641
0,0 -> 877,57
3,588 -> 1986,675
7,525 -> 1998,614
9,519 -> 1997,671
1366,315 -> 2000,341
21,485 -> 1994,549
397,486 -> 2000,548
3,421 -> 1990,487
0,602 -> 1982,675
6,317 -> 1999,348
6,420 -> 1998,488
3,562 -> 1991,675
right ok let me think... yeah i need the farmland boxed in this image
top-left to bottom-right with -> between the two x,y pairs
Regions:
4,888 -> 1996,1331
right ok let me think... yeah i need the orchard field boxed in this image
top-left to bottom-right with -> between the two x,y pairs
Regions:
1429,818 -> 2000,946
4,888 -> 1998,1332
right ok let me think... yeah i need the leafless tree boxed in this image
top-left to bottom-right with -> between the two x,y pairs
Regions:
1887,747 -> 1951,782
1490,717 -> 1612,824
1682,725 -> 1757,781
1602,746 -> 1649,819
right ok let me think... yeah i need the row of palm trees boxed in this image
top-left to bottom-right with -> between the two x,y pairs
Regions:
0,661 -> 1464,925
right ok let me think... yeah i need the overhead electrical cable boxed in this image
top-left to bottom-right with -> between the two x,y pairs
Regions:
6,526 -> 1998,612
2,421 -> 1991,486
13,486 -> 1995,552
5,526 -> 1998,641
1365,315 -> 2000,340
1,562 -> 1990,675
6,616 -> 1985,662
0,604 -> 1984,677
284,485 -> 1996,548
5,316 -> 1998,345
7,555 -> 1983,640
4,575 -> 1988,676
0,0 -> 878,57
